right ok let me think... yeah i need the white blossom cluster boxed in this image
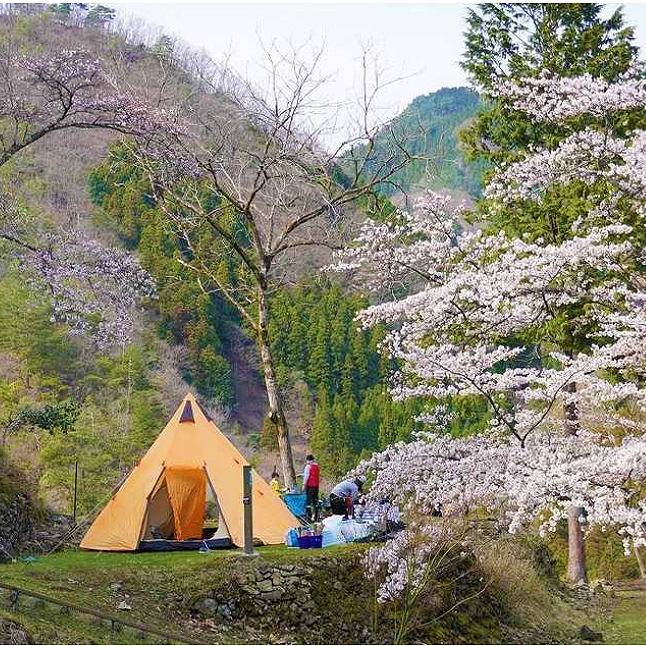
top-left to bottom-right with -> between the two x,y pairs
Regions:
484,129 -> 628,203
23,49 -> 102,89
0,50 -> 104,125
79,92 -> 189,140
0,49 -> 188,164
485,71 -> 646,208
25,231 -> 156,347
330,194 -> 645,442
356,429 -> 646,601
363,524 -> 452,603
491,69 -> 646,122
415,402 -> 456,432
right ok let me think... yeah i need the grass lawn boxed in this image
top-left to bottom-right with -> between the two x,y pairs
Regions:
602,590 -> 646,645
0,543 -> 357,588
3,544 -> 298,581
0,545 -> 361,644
0,606 -> 159,645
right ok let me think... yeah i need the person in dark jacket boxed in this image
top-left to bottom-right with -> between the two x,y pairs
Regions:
301,454 -> 320,522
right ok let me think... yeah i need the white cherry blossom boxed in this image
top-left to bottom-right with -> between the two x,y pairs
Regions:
331,67 -> 646,598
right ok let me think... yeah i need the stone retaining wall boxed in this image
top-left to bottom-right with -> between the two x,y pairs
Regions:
187,553 -> 371,642
0,491 -> 34,560
0,617 -> 32,644
0,451 -> 38,560
194,562 -> 319,626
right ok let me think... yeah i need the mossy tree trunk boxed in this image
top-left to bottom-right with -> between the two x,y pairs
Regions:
258,284 -> 296,489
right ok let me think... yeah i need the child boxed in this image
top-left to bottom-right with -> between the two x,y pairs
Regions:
270,469 -> 281,495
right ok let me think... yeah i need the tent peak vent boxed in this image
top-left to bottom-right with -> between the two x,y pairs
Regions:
179,401 -> 195,423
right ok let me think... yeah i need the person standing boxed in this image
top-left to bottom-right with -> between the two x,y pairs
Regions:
301,454 -> 320,522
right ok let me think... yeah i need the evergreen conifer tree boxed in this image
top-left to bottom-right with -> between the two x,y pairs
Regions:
310,388 -> 335,472
308,319 -> 332,393
340,353 -> 359,401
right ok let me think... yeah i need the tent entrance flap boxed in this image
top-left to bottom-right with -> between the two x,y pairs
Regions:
144,478 -> 175,539
204,470 -> 231,541
165,466 -> 206,541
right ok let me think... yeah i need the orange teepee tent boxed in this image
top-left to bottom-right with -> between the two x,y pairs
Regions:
80,393 -> 299,551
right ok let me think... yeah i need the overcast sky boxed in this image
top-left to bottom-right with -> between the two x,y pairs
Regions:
110,3 -> 646,124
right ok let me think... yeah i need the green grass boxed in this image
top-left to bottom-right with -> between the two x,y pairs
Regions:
4,544 -> 289,577
1,543 -> 358,584
601,590 -> 646,645
1,607 -> 158,645
0,545 -> 362,644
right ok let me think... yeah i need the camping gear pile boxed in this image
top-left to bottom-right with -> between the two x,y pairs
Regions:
284,498 -> 404,548
285,515 -> 373,548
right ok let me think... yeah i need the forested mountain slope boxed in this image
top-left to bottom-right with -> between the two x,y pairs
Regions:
0,7 -> 228,520
350,86 -> 484,200
0,5 -> 485,523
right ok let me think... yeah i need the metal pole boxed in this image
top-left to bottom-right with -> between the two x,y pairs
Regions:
73,460 -> 78,523
242,465 -> 256,556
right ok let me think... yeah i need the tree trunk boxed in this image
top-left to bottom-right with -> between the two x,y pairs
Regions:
564,381 -> 587,584
567,506 -> 587,583
257,285 -> 297,489
635,546 -> 646,580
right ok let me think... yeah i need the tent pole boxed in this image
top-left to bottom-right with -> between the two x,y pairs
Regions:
242,466 -> 257,556
73,460 -> 78,523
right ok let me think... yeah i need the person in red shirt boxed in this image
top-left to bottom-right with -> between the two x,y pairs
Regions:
301,454 -> 320,522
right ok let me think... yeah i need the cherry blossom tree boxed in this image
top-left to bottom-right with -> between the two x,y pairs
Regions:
0,47 -> 146,166
331,69 -> 646,584
0,44 -> 166,346
485,66 -> 646,580
0,193 -> 155,347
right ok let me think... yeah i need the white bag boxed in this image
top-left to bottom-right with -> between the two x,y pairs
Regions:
322,515 -> 346,545
339,519 -> 371,542
321,529 -> 345,547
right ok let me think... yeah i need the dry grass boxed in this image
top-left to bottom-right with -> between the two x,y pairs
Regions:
475,533 -> 605,642
477,535 -> 552,613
